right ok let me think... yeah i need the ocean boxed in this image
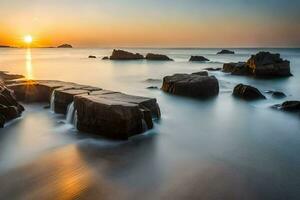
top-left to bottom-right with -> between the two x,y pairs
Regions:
0,48 -> 299,199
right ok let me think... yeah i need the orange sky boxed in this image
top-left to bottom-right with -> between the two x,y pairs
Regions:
0,0 -> 299,47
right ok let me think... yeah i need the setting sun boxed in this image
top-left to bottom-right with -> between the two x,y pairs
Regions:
24,35 -> 33,44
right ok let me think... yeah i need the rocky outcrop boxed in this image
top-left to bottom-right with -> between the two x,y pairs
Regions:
189,56 -> 209,62
247,52 -> 292,77
0,71 -> 24,81
0,83 -> 24,127
88,55 -> 96,58
110,49 -> 144,60
217,49 -> 235,54
7,80 -> 160,140
145,53 -> 173,61
223,52 -> 292,77
161,73 -> 219,98
233,84 -> 266,100
57,44 -> 73,48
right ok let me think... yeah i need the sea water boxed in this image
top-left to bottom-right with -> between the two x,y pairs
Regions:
0,48 -> 299,199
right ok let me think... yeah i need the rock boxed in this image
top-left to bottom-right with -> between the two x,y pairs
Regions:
145,53 -> 173,61
162,73 -> 219,98
217,49 -> 235,54
189,56 -> 209,62
7,80 -> 161,139
273,101 -> 300,112
144,78 -> 162,83
233,84 -> 266,100
0,71 -> 24,81
265,90 -> 286,99
0,105 -> 20,121
192,71 -> 209,76
222,62 -> 251,75
147,86 -> 159,90
102,56 -> 109,60
110,49 -> 144,60
204,67 -> 222,71
88,55 -> 96,58
247,52 -> 292,77
57,44 -> 73,48
0,114 -> 5,127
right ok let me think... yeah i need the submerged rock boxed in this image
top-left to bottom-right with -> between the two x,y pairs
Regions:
102,56 -> 109,60
145,53 -> 173,61
7,80 -> 160,140
147,86 -> 159,90
204,67 -> 222,71
233,84 -> 266,100
162,73 -> 219,98
217,49 -> 235,54
192,71 -> 209,76
189,56 -> 209,62
57,44 -> 72,48
272,101 -> 300,112
88,55 -> 96,58
265,90 -> 287,99
110,49 -> 144,60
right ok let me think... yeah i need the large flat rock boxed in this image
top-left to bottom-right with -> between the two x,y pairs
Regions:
7,80 -> 160,140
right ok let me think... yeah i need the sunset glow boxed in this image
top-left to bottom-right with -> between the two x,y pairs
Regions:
24,35 -> 33,44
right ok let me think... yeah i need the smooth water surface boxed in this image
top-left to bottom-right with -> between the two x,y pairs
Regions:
0,48 -> 299,199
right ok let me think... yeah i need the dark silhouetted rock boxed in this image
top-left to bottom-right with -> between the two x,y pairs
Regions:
204,67 -> 222,71
162,73 -> 219,98
233,84 -> 266,100
247,52 -> 292,77
57,44 -> 73,48
272,101 -> 300,113
88,55 -> 96,58
102,56 -> 109,60
110,49 -> 144,60
0,71 -> 24,81
147,86 -> 159,90
189,56 -> 209,62
217,49 -> 235,54
145,53 -> 173,61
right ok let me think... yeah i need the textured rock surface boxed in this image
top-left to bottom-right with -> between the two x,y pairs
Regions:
162,73 -> 219,98
145,53 -> 173,61
233,84 -> 266,100
189,56 -> 209,62
223,52 -> 292,77
7,80 -> 160,139
110,49 -> 144,60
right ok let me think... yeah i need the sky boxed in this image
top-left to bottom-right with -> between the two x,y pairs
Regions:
0,0 -> 299,47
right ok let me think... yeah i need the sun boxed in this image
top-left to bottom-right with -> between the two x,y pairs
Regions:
24,35 -> 33,44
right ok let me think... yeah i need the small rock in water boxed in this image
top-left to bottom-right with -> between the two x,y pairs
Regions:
147,86 -> 159,90
145,53 -> 173,61
192,71 -> 209,76
88,55 -> 97,58
110,49 -> 144,60
144,78 -> 162,83
265,90 -> 287,99
102,56 -> 109,60
272,101 -> 300,113
233,84 -> 266,100
189,56 -> 210,62
217,49 -> 235,54
43,105 -> 50,109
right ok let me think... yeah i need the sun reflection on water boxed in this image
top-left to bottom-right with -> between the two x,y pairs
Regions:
26,48 -> 34,80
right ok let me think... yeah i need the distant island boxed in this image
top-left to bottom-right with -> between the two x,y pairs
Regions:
0,45 -> 12,48
57,44 -> 73,48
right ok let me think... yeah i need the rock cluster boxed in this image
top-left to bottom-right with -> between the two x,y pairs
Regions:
233,84 -> 266,100
223,52 -> 292,77
7,80 -> 160,140
189,56 -> 209,62
161,72 -> 219,98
